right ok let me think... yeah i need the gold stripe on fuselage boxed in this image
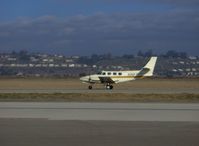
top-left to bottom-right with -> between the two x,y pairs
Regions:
108,76 -> 144,79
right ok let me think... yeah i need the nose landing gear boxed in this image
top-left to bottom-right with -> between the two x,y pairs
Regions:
88,85 -> 93,90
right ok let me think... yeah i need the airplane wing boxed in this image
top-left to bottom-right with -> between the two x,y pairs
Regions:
98,77 -> 115,84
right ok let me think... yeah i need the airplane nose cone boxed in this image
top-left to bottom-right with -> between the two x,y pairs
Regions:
80,76 -> 89,82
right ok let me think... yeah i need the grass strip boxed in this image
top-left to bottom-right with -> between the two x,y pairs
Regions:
0,93 -> 199,102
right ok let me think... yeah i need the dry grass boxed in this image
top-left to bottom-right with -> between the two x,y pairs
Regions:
0,78 -> 82,89
0,93 -> 199,102
0,78 -> 198,90
0,78 -> 199,102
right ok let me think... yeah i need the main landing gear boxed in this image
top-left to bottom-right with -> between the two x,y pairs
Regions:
88,84 -> 113,90
105,84 -> 113,90
88,85 -> 92,90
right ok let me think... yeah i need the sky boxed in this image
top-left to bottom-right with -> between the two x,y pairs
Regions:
0,0 -> 199,55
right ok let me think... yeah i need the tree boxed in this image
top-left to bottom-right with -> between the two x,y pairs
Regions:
18,50 -> 30,62
122,54 -> 134,59
144,50 -> 153,57
165,50 -> 187,58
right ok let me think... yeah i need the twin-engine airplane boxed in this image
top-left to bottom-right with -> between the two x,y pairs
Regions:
80,57 -> 157,90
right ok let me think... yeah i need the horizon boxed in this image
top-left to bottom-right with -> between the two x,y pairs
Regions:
0,49 -> 196,57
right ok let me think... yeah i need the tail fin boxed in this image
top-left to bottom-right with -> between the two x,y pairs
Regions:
138,57 -> 157,77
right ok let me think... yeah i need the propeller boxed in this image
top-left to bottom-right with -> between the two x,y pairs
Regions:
88,75 -> 91,82
88,70 -> 92,82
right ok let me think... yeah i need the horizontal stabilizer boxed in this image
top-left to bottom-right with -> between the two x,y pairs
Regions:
137,68 -> 150,76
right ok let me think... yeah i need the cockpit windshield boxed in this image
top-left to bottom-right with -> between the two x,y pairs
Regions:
97,72 -> 102,75
97,71 -> 106,75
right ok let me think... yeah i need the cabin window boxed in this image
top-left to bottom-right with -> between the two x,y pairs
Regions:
108,72 -> 111,75
118,73 -> 122,75
102,72 -> 106,75
113,72 -> 117,75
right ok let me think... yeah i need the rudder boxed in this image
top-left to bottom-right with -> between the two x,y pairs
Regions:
141,57 -> 157,76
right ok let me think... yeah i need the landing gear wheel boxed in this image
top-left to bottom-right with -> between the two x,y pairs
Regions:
88,85 -> 92,90
106,85 -> 110,90
106,85 -> 113,90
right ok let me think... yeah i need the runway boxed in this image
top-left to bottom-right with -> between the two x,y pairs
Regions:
1,102 -> 199,146
0,102 -> 199,146
0,88 -> 199,94
1,119 -> 199,146
0,102 -> 199,121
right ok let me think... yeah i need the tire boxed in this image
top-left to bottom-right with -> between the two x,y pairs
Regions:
88,85 -> 92,90
106,85 -> 113,90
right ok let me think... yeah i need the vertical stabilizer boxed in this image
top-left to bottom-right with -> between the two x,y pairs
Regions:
138,57 -> 157,76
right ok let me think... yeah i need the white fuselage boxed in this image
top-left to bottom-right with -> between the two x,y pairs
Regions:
80,70 -> 141,84
80,57 -> 157,89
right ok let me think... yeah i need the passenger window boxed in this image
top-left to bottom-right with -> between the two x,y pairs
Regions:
113,72 -> 117,75
102,72 -> 106,75
108,72 -> 111,75
119,73 -> 122,75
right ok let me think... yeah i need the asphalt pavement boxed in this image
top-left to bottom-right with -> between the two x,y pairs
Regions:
0,102 -> 199,121
1,102 -> 199,146
1,119 -> 199,146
